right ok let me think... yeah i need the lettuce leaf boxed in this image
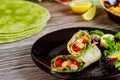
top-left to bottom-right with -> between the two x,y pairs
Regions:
90,30 -> 104,37
115,61 -> 120,70
115,32 -> 120,39
104,40 -> 120,57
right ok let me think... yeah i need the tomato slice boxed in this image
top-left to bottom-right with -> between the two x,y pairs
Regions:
71,60 -> 80,66
55,58 -> 65,67
60,0 -> 71,2
72,43 -> 83,52
81,35 -> 89,44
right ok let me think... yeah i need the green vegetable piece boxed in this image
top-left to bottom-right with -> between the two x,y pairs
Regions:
115,61 -> 120,69
104,37 -> 115,50
115,32 -> 120,39
90,30 -> 104,37
103,41 -> 120,57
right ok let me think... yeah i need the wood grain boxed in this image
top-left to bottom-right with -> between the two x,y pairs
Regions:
0,1 -> 120,80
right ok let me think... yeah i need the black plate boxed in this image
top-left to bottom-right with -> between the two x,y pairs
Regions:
31,27 -> 120,80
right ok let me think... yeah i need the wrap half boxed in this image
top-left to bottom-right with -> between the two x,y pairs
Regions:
67,30 -> 91,56
51,44 -> 101,72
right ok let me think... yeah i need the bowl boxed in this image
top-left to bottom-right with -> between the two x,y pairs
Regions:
99,0 -> 120,24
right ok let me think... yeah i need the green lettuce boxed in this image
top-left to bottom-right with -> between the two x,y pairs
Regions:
115,32 -> 120,39
90,30 -> 104,37
103,35 -> 120,70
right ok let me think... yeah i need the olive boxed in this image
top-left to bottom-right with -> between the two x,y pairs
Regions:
117,0 -> 120,2
114,37 -> 120,42
104,1 -> 112,8
114,1 -> 119,7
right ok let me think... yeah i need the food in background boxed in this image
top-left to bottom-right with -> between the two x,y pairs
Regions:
104,0 -> 120,14
69,0 -> 92,14
82,6 -> 96,20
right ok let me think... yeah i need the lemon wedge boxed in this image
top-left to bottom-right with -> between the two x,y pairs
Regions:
82,6 -> 96,20
111,52 -> 120,60
69,0 -> 92,14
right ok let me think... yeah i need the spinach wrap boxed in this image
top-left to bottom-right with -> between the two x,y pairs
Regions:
51,44 -> 101,72
67,30 -> 91,56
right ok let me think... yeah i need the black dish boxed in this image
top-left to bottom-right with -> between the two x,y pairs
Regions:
31,27 -> 120,80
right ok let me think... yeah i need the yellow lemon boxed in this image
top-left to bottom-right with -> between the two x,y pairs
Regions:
109,51 -> 120,60
69,0 -> 92,14
82,6 -> 96,20
113,53 -> 120,60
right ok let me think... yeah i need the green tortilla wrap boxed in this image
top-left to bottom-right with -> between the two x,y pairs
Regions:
0,0 -> 50,43
67,30 -> 91,56
0,0 -> 50,33
51,44 -> 101,73
0,22 -> 46,43
0,22 -> 46,37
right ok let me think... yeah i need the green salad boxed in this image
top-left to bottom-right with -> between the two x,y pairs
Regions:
102,32 -> 120,70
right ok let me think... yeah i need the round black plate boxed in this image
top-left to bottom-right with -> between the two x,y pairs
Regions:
31,27 -> 120,80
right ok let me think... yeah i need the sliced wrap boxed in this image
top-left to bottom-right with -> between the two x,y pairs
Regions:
51,44 -> 101,72
67,30 -> 91,56
51,55 -> 84,72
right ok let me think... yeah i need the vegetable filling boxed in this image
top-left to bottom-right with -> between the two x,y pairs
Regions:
55,58 -> 82,71
72,35 -> 89,53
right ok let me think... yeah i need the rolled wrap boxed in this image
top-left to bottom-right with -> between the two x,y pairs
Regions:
51,44 -> 101,73
79,44 -> 101,69
51,55 -> 84,72
67,30 -> 91,56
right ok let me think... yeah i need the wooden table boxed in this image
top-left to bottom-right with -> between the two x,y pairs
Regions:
0,1 -> 120,80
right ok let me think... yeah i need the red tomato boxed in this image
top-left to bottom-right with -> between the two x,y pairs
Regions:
72,43 -> 83,52
71,60 -> 80,66
81,36 -> 89,44
60,0 -> 71,2
55,58 -> 64,67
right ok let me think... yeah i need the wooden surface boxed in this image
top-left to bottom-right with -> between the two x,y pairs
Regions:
0,1 -> 120,80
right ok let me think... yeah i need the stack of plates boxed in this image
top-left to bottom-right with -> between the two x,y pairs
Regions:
0,0 -> 50,43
